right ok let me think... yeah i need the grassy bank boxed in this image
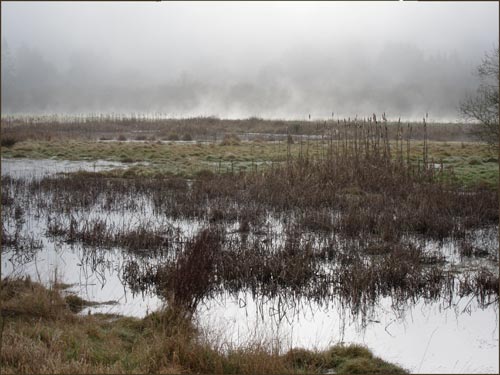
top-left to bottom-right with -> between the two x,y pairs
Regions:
1,138 -> 498,187
0,277 -> 407,374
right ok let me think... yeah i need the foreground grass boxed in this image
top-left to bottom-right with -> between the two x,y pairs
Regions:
1,138 -> 498,187
0,277 -> 407,374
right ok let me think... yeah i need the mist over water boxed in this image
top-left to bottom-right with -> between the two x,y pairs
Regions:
1,1 -> 498,120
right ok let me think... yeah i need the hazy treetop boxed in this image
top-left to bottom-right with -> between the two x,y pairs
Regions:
2,1 -> 498,120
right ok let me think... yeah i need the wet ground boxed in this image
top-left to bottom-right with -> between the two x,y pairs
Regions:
1,158 -> 498,373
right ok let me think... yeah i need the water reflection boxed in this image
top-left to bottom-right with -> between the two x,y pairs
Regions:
1,158 -> 498,373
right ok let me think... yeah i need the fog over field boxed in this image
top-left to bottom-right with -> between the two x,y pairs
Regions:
1,1 -> 498,120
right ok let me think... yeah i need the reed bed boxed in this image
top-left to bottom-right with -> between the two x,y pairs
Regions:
1,113 -> 475,142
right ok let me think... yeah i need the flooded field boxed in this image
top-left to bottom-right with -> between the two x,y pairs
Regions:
1,157 -> 498,373
1,158 -> 148,179
2,2 -> 498,373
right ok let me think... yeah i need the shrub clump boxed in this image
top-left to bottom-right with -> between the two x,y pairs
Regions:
1,136 -> 18,148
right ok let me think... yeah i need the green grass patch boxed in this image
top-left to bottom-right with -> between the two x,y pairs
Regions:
2,139 -> 496,188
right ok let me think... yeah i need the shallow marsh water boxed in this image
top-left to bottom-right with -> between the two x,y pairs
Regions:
1,158 -> 498,373
0,157 -> 146,179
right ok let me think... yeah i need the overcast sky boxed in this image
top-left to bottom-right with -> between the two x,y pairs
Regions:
1,1 -> 498,120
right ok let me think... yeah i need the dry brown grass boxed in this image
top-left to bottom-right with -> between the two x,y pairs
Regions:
0,277 -> 407,374
0,277 -> 73,321
0,114 -> 475,143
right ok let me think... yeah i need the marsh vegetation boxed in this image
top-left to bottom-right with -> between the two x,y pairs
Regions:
1,115 -> 498,373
